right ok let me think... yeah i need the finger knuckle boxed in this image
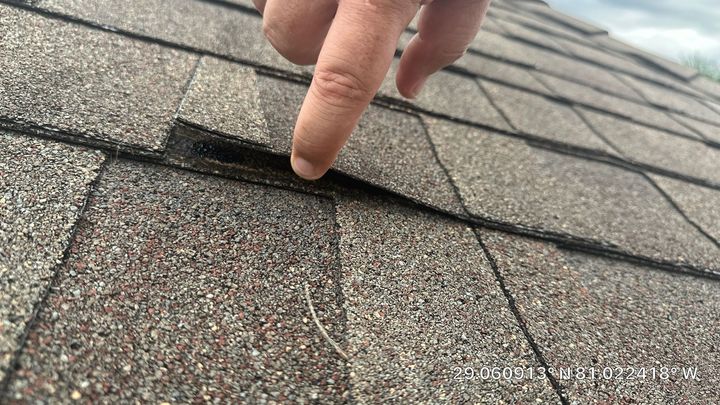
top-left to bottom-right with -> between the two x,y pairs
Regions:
312,68 -> 373,108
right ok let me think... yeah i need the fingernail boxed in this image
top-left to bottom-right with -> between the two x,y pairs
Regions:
408,77 -> 428,99
291,155 -> 323,180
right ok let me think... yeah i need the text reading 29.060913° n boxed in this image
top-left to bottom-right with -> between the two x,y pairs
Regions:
452,366 -> 701,381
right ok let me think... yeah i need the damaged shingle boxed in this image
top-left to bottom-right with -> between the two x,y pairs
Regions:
178,57 -> 271,147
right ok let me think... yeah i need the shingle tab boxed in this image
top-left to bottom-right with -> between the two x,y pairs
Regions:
455,53 -> 551,95
178,57 -> 270,147
380,60 -> 513,131
493,18 -> 569,54
526,4 -> 607,36
470,31 -> 639,100
481,230 -> 720,403
0,131 -> 105,382
335,195 -> 559,403
691,75 -> 720,100
550,35 -> 676,83
37,0 -> 302,74
257,75 -> 467,214
620,74 -> 720,125
4,161 -> 348,403
0,4 -> 197,152
535,73 -> 701,139
479,80 -> 616,152
425,118 -> 720,272
650,174 -> 720,243
670,113 -> 720,144
578,108 -> 720,185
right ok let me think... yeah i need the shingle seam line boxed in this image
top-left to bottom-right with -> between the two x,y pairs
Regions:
0,156 -> 110,397
643,174 -> 720,250
473,229 -> 571,405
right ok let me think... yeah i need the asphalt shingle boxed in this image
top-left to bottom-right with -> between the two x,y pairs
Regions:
5,161 -> 348,403
619,74 -> 720,125
0,4 -> 197,153
650,174 -> 720,243
36,0 -> 301,74
481,229 -> 720,403
578,107 -> 720,185
549,36 -> 679,85
493,18 -> 569,54
425,118 -> 720,272
178,57 -> 270,147
691,75 -> 720,100
534,73 -> 701,139
335,195 -> 559,403
488,6 -> 596,46
0,131 -> 105,383
255,75 -> 467,214
455,53 -> 551,95
380,60 -> 513,131
523,4 -> 606,36
479,80 -> 616,153
670,113 -> 720,144
472,32 -> 640,100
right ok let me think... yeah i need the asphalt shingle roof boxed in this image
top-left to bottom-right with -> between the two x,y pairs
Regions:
1,0 -> 719,402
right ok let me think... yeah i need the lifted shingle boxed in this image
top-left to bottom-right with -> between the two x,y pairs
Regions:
178,57 -> 271,147
254,75 -> 467,214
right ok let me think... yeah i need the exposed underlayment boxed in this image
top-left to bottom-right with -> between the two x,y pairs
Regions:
1,0 -> 719,402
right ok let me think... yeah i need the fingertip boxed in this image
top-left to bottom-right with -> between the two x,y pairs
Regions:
291,152 -> 327,181
396,34 -> 429,99
401,75 -> 428,99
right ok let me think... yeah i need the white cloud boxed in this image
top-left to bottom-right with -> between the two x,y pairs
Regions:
545,0 -> 720,62
614,27 -> 720,61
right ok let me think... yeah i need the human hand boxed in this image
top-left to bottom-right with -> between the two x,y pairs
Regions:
254,0 -> 491,180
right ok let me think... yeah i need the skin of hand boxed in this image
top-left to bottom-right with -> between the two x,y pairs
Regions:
253,0 -> 491,180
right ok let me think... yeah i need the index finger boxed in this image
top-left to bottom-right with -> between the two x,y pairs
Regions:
291,0 -> 419,180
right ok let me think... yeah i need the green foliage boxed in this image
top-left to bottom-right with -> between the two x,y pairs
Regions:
681,53 -> 720,81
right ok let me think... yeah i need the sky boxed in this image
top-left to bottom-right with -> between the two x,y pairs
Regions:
544,0 -> 720,62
